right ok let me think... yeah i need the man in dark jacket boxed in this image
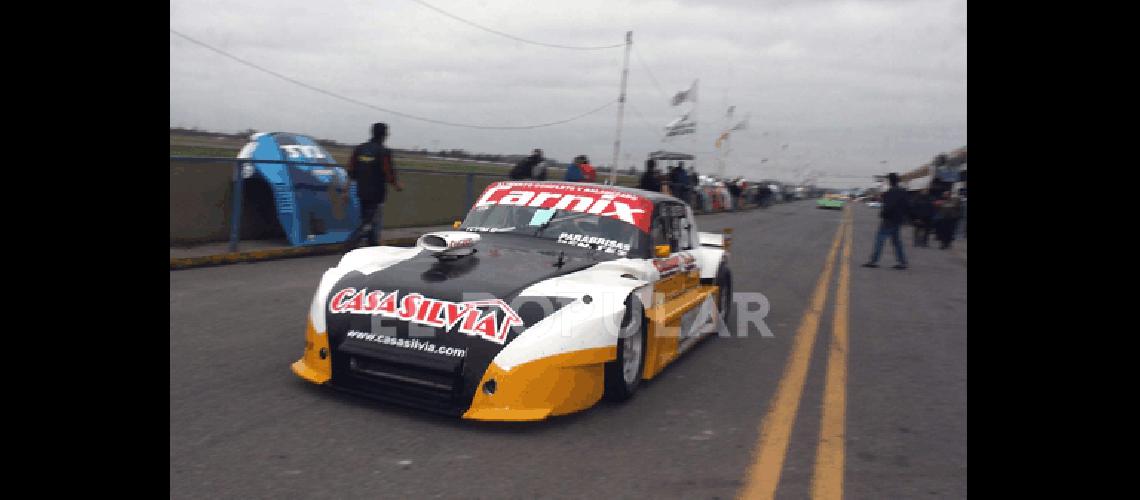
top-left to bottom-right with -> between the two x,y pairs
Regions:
932,190 -> 961,249
911,189 -> 935,247
757,184 -> 773,207
669,162 -> 689,203
863,173 -> 910,269
565,155 -> 585,182
344,123 -> 403,250
639,159 -> 662,192
726,178 -> 742,211
509,149 -> 544,180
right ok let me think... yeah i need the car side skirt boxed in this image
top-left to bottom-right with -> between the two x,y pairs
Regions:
643,280 -> 720,380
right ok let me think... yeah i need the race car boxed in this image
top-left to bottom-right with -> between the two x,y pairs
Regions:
292,181 -> 733,421
817,193 -> 846,210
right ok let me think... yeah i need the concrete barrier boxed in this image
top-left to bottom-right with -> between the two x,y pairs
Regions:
170,159 -> 505,246
382,173 -> 501,228
170,161 -> 233,245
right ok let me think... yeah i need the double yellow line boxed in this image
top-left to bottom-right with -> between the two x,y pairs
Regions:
739,207 -> 853,500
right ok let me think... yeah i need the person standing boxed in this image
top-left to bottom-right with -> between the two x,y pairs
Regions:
957,188 -> 967,239
534,160 -> 549,180
911,189 -> 935,247
509,149 -> 544,180
344,123 -> 403,250
687,166 -> 701,209
933,190 -> 961,249
579,155 -> 597,182
669,162 -> 689,204
564,155 -> 585,182
726,178 -> 742,211
863,173 -> 910,269
757,183 -> 773,207
639,159 -> 663,192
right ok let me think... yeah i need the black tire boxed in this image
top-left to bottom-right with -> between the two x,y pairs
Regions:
715,261 -> 733,322
604,295 -> 647,402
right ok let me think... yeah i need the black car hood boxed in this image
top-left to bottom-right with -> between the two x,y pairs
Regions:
322,233 -> 603,414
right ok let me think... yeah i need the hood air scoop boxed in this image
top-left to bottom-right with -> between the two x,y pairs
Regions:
417,231 -> 480,260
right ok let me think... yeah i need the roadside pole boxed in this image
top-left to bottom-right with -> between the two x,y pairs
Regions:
228,159 -> 244,252
609,31 -> 632,186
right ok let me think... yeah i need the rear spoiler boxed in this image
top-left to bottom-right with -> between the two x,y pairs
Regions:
698,228 -> 732,250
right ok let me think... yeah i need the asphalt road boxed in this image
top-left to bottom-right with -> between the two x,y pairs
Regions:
170,201 -> 966,499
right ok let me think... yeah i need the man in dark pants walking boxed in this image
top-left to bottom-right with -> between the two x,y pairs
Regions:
863,173 -> 910,269
344,122 -> 403,251
911,189 -> 934,247
932,190 -> 961,249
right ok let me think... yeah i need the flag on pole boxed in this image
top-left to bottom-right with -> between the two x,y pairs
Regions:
671,79 -> 699,106
715,131 -> 730,148
726,106 -> 736,118
665,112 -> 692,129
666,126 -> 696,137
665,122 -> 697,137
664,112 -> 696,137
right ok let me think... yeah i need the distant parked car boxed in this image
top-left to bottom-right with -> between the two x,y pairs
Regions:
816,194 -> 846,210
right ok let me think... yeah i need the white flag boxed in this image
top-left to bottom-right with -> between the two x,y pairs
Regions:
665,112 -> 696,137
665,123 -> 697,137
665,112 -> 691,129
671,79 -> 699,106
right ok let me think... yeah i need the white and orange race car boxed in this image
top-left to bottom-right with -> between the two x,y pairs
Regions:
292,181 -> 732,421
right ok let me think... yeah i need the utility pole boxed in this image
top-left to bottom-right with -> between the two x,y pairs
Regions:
609,31 -> 632,186
722,133 -> 731,179
717,106 -> 729,179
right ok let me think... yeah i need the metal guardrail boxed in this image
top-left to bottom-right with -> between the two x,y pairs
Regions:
170,156 -> 508,253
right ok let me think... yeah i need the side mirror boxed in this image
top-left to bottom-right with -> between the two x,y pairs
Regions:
452,220 -> 462,229
655,244 -> 671,258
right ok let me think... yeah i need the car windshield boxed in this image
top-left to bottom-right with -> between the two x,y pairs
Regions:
461,203 -> 643,259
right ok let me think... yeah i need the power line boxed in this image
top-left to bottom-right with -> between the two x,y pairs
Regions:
170,29 -> 616,130
633,47 -> 669,103
408,0 -> 625,50
626,102 -> 664,138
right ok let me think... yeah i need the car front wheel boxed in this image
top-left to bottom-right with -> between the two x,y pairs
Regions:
604,295 -> 647,401
716,261 -> 733,322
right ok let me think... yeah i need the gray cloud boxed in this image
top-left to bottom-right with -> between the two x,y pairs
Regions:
170,0 -> 966,186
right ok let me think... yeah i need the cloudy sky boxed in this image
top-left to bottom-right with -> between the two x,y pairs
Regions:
170,0 -> 966,186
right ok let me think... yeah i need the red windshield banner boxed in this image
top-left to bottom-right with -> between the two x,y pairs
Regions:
473,182 -> 654,233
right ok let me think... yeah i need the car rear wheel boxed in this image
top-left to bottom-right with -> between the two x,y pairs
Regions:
604,295 -> 647,401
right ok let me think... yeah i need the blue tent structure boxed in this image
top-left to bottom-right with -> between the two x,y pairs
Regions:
241,132 -> 361,246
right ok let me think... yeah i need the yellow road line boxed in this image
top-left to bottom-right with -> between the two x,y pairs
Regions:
811,212 -> 853,499
738,207 -> 850,500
